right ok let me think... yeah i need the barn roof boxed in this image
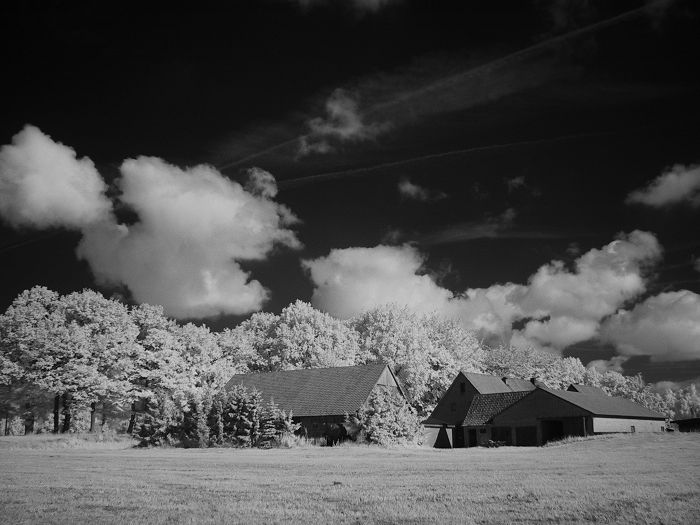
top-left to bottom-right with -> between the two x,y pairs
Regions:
462,372 -> 513,394
504,377 -> 537,391
463,391 -> 532,426
225,363 -> 394,417
541,387 -> 666,419
567,384 -> 607,396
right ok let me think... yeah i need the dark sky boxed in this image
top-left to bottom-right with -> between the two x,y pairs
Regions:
1,0 -> 699,384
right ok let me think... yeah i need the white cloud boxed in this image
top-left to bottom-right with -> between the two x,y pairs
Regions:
298,89 -> 389,157
0,125 -> 112,229
587,356 -> 630,374
506,175 -> 526,191
77,157 -> 300,319
397,178 -> 446,202
304,231 -> 662,351
601,290 -> 700,361
626,164 -> 700,207
302,245 -> 453,319
398,179 -> 430,201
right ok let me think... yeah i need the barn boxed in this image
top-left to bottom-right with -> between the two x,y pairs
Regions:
424,372 -> 667,447
422,372 -> 535,447
226,362 -> 405,440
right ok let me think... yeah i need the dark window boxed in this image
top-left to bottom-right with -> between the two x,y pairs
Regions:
480,428 -> 487,434
631,425 -> 636,433
460,382 -> 466,394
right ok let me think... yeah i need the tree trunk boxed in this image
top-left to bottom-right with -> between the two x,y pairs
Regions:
101,405 -> 107,430
89,402 -> 97,433
23,403 -> 35,435
53,394 -> 60,434
3,415 -> 8,436
127,402 -> 136,434
61,393 -> 71,433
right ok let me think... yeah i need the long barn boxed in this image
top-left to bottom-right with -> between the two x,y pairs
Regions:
226,362 -> 405,440
424,372 -> 666,447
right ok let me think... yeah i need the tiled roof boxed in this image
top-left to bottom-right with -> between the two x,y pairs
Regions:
567,384 -> 607,396
542,387 -> 666,419
463,391 -> 532,426
225,363 -> 391,417
462,372 -> 513,394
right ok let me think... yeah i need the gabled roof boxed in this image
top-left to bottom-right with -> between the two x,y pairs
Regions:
225,363 -> 394,417
567,384 -> 607,396
504,377 -> 537,391
463,391 -> 532,426
541,387 -> 666,419
462,372 -> 513,394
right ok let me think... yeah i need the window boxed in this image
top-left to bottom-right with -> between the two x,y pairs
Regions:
630,425 -> 636,433
460,382 -> 466,394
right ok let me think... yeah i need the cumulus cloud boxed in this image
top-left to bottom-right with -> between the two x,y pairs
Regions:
77,158 -> 300,319
587,355 -> 630,374
302,245 -> 452,319
626,164 -> 700,207
298,89 -> 390,157
397,178 -> 446,202
601,290 -> 700,361
0,125 -> 301,319
304,231 -> 662,351
0,125 -> 112,229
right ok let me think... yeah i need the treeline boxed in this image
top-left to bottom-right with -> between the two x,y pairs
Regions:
1,286 -> 698,438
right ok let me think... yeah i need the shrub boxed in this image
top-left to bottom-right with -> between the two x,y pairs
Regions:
347,387 -> 422,446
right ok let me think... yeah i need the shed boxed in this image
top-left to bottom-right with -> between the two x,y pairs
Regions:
225,362 -> 404,440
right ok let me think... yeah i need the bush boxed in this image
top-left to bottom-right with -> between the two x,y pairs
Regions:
346,387 -> 422,446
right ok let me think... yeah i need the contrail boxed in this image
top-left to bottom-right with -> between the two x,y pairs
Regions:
277,129 -> 625,189
218,1 -> 669,172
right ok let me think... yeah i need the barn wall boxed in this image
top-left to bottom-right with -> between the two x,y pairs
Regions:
492,389 -> 589,426
428,373 -> 481,426
592,417 -> 665,433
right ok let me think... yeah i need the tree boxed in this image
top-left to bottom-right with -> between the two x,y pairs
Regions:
223,301 -> 359,372
350,304 -> 483,414
346,387 -> 422,446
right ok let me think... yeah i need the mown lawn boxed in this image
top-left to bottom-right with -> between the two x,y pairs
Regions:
1,433 -> 698,524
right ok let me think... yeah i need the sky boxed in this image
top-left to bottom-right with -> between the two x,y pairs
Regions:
1,0 -> 699,385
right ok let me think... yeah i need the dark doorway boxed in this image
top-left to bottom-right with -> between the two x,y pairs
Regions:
453,427 -> 465,448
541,420 -> 565,444
515,426 -> 537,446
468,429 -> 477,447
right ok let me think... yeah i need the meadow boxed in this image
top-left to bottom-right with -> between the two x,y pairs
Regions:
1,433 -> 698,524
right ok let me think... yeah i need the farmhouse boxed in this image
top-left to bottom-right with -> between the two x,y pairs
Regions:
424,372 -> 666,447
226,362 -> 405,439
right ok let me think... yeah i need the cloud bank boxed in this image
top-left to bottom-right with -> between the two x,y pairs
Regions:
0,126 -> 300,319
626,164 -> 700,207
601,290 -> 700,361
298,89 -> 390,157
397,178 -> 446,202
304,231 -> 665,354
0,126 -> 112,229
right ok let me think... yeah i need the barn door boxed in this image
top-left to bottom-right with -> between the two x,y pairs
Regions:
453,427 -> 465,448
468,429 -> 477,447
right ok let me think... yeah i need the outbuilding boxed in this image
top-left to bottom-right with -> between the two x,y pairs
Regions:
226,362 -> 405,441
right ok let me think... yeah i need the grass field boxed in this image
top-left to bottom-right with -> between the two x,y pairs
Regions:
1,433 -> 698,524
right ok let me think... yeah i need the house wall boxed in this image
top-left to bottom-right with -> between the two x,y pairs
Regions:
427,372 -> 481,426
295,415 -> 346,439
592,417 -> 665,433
